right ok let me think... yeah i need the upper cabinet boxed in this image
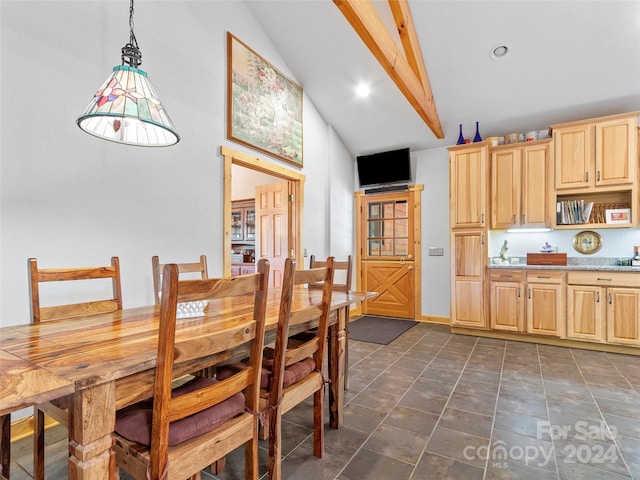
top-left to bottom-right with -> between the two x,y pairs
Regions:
553,112 -> 637,190
231,199 -> 255,242
491,140 -> 551,229
449,143 -> 488,228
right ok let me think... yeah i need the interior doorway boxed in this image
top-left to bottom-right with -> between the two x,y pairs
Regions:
221,146 -> 306,278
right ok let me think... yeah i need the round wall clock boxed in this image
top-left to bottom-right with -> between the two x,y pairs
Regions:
572,231 -> 602,254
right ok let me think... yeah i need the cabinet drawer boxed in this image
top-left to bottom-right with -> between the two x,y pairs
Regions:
526,271 -> 565,284
568,271 -> 640,288
490,270 -> 524,282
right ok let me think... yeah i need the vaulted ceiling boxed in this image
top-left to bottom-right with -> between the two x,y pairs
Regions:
245,0 -> 640,157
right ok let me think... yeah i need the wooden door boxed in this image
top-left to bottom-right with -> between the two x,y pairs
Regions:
489,270 -> 524,332
595,116 -> 636,187
256,181 -> 290,288
449,144 -> 487,227
491,148 -> 520,229
526,282 -> 564,336
358,189 -> 418,318
566,285 -> 604,341
554,124 -> 593,190
450,230 -> 487,329
521,142 -> 550,227
607,287 -> 640,345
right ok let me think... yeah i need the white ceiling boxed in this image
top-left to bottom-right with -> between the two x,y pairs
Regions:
246,0 -> 640,157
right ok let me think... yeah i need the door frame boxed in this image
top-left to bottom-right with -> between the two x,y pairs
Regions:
354,185 -> 423,318
221,146 -> 306,276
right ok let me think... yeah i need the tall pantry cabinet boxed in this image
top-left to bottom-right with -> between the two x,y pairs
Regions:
449,143 -> 489,329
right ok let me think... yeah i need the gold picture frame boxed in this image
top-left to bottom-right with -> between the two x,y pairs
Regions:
227,32 -> 303,167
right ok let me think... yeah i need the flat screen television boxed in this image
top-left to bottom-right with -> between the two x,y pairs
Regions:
356,147 -> 411,188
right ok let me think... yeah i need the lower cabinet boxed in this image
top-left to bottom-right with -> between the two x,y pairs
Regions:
567,272 -> 640,346
526,271 -> 565,337
490,270 -> 524,332
451,230 -> 488,329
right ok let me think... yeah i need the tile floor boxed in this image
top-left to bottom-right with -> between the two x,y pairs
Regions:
8,321 -> 640,479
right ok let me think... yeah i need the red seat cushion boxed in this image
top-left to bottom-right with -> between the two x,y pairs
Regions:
115,377 -> 245,447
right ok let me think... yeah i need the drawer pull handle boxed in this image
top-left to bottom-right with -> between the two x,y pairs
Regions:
537,275 -> 552,279
540,262 -> 552,265
596,291 -> 600,303
609,293 -> 613,304
597,278 -> 612,281
500,274 -> 513,278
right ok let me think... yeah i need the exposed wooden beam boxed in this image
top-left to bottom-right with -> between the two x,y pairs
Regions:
334,0 -> 444,139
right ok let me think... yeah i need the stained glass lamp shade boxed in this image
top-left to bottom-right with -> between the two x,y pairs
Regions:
77,65 -> 179,146
76,0 -> 179,147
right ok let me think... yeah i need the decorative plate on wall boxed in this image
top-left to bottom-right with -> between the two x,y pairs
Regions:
572,231 -> 603,254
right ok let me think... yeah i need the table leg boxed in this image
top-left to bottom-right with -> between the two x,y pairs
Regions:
328,307 -> 346,429
68,382 -> 116,479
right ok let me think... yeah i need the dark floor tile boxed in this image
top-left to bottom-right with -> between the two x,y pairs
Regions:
589,384 -> 640,403
351,387 -> 402,413
398,388 -> 449,416
485,458 -> 558,480
319,425 -> 370,461
421,366 -> 462,384
447,390 -> 497,417
337,447 -> 414,480
364,423 -> 427,464
582,372 -> 633,389
459,368 -> 501,386
454,378 -> 499,397
490,428 -> 556,471
280,442 -> 348,480
603,413 -> 640,440
411,452 -> 484,480
438,407 -> 492,439
554,437 -> 629,477
595,396 -> 640,419
383,405 -> 439,437
424,427 -> 489,468
556,460 -> 633,479
411,377 -> 456,397
615,435 -> 640,465
546,394 -> 603,422
342,403 -> 387,434
501,370 -> 543,386
493,409 -> 550,440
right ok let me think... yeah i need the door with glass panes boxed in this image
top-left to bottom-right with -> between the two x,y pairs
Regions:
358,190 -> 416,318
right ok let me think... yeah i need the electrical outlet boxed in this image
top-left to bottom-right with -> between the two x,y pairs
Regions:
428,247 -> 444,256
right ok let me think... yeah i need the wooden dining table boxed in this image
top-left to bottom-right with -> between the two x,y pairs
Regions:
0,287 -> 374,479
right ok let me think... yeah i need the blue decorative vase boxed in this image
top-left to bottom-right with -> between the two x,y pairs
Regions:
473,121 -> 482,142
457,124 -> 465,145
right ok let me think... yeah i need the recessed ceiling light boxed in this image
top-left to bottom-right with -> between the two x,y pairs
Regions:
356,84 -> 370,97
490,45 -> 510,60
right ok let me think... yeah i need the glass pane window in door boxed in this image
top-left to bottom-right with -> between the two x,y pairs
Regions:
368,219 -> 381,239
245,209 -> 256,240
368,239 -> 381,256
231,210 -> 243,240
368,203 -> 381,219
395,238 -> 409,256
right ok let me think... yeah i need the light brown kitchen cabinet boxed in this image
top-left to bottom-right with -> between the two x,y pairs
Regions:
491,140 -> 550,229
526,271 -> 565,337
567,285 -> 605,342
490,270 -> 524,332
567,271 -> 640,346
449,143 -> 488,228
450,230 -> 487,329
231,199 -> 255,242
553,112 -> 637,190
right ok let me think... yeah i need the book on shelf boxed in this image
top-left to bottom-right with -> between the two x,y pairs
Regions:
556,200 -> 594,225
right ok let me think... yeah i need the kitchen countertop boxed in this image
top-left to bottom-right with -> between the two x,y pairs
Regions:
489,256 -> 640,272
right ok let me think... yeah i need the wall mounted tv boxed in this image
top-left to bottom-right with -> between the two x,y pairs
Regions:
356,147 -> 411,188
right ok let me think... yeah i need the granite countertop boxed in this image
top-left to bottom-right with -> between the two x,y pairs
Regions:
488,256 -> 640,272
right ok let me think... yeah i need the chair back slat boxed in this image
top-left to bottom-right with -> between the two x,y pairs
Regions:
29,257 -> 123,324
309,254 -> 352,292
152,255 -> 208,304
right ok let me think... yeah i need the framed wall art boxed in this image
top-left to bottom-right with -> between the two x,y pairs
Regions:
227,32 -> 303,167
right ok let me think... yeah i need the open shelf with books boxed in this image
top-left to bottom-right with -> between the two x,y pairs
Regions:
554,189 -> 635,229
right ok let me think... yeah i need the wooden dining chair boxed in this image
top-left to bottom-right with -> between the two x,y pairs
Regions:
263,256 -> 335,480
309,254 -> 352,388
151,255 -> 208,304
28,256 -> 122,480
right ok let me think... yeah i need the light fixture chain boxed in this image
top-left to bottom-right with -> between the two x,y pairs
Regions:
129,0 -> 138,49
121,0 -> 141,68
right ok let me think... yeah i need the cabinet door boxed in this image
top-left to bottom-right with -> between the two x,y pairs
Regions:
554,124 -> 593,190
607,287 -> 640,345
244,208 -> 256,240
595,116 -> 636,187
491,149 -> 521,229
567,285 -> 604,341
449,145 -> 487,228
450,230 -> 487,329
521,142 -> 550,227
231,209 -> 243,240
490,281 -> 524,332
526,282 -> 564,336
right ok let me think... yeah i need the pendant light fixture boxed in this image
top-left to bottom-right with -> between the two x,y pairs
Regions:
76,0 -> 180,146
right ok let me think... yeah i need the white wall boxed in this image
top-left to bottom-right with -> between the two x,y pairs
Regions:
0,0 -> 354,326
